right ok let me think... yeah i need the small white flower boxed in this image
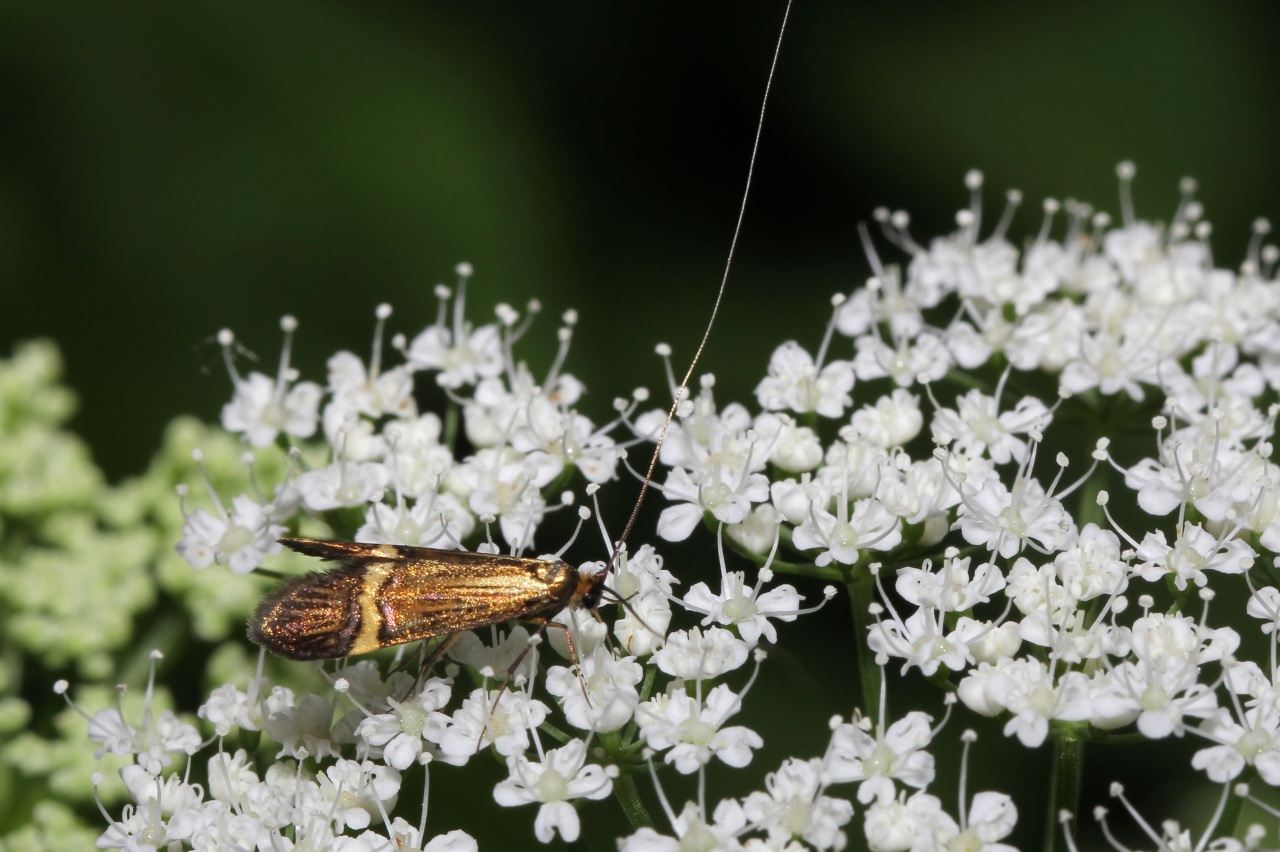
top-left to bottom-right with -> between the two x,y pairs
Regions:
1191,702 -> 1280,784
895,554 -> 1005,613
825,712 -> 936,804
316,759 -> 402,832
742,758 -> 854,851
1134,523 -> 1254,590
950,791 -> 1019,851
408,321 -> 504,389
74,654 -> 201,767
754,341 -> 855,418
355,678 -> 452,770
635,378 -> 756,475
193,806 -> 273,851
619,800 -> 749,852
492,739 -> 613,843
792,493 -> 902,568
681,570 -> 801,647
636,683 -> 762,773
655,464 -> 770,543
449,625 -> 541,682
725,502 -> 785,557
119,763 -> 205,825
753,412 -> 823,472
295,458 -> 390,512
1061,328 -> 1167,401
545,645 -> 642,733
852,328 -> 952,387
206,749 -> 260,807
422,828 -> 481,852
652,627 -> 750,680
218,319 -> 323,448
1051,523 -> 1128,602
867,605 -> 981,677
355,490 -> 475,549
262,690 -> 339,760
222,370 -> 323,450
327,351 -> 416,420
863,789 -> 958,852
199,681 -> 264,735
436,687 -> 548,761
608,546 -> 678,657
97,793 -> 188,850
511,394 -> 619,485
850,388 -> 924,448
956,658 -> 1092,748
176,491 -> 284,574
954,476 -> 1075,559
931,387 -> 1049,465
448,445 -> 557,548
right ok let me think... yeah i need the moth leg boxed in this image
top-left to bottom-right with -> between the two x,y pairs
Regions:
524,615 -> 594,708
473,619 -> 560,754
394,634 -> 460,701
586,606 -> 622,656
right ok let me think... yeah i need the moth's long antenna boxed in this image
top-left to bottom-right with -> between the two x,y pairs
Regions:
613,0 -> 794,556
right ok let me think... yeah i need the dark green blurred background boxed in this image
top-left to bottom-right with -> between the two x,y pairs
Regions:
4,1 -> 1280,847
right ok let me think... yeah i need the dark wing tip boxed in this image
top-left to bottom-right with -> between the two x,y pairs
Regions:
248,565 -> 364,660
279,538 -> 373,563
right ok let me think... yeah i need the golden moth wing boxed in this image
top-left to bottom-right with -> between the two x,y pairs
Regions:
250,539 -> 577,660
374,553 -> 578,647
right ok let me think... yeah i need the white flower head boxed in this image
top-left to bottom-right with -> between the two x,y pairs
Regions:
492,739 -> 614,843
636,683 -> 762,773
608,545 -> 678,657
755,340 -> 855,418
71,653 -> 201,767
405,272 -> 504,389
218,319 -> 323,448
742,757 -> 854,851
175,453 -> 286,574
619,799 -> 749,852
681,570 -> 802,647
316,758 -> 402,832
545,644 -> 642,733
296,458 -> 390,513
436,687 -> 548,762
863,789 -> 958,852
354,678 -> 452,770
825,711 -> 937,804
652,627 -> 750,680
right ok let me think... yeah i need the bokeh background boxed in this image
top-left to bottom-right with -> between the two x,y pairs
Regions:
3,1 -> 1280,847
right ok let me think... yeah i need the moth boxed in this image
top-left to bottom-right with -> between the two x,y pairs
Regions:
249,538 -> 608,661
247,1 -> 791,665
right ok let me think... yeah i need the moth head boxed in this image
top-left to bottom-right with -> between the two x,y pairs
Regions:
574,564 -> 610,610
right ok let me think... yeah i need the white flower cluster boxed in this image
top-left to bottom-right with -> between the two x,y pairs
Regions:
76,166 -> 1280,849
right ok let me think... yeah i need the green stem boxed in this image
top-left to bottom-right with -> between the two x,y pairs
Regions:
1045,730 -> 1083,852
847,575 -> 881,713
612,769 -> 653,830
1075,442 -> 1108,531
1218,782 -> 1245,840
443,400 -> 460,452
